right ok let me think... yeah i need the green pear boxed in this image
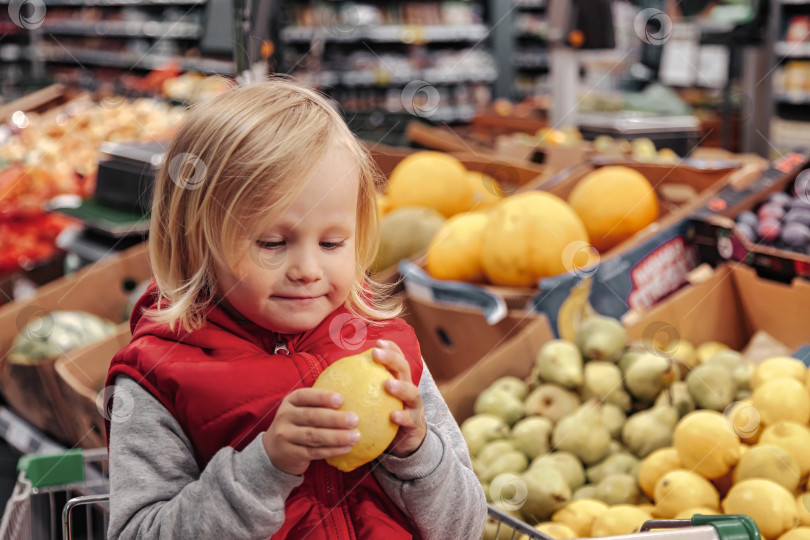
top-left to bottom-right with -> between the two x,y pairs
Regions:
524,384 -> 581,423
461,414 -> 509,457
609,440 -> 627,455
478,440 -> 517,467
474,387 -> 524,426
618,350 -> 642,375
530,451 -> 586,491
552,407 -> 611,465
594,473 -> 640,505
510,416 -> 553,459
532,340 -> 584,389
586,452 -> 641,483
520,464 -> 572,522
623,352 -> 675,403
733,362 -> 754,393
582,361 -> 632,411
490,376 -> 529,401
705,349 -> 744,370
621,405 -> 678,458
574,399 -> 626,441
654,381 -> 695,418
480,450 -> 529,483
576,315 -> 627,362
685,363 -> 735,411
572,484 -> 599,500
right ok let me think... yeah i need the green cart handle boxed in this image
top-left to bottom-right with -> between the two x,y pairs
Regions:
641,515 -> 761,540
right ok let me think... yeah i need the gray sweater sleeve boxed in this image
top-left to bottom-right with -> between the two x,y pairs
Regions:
373,363 -> 487,539
107,376 -> 303,539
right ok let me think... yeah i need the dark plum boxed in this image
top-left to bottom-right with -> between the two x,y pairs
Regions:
790,198 -> 810,211
757,203 -> 786,221
795,169 -> 810,204
768,192 -> 794,207
757,218 -> 781,243
736,211 -> 759,229
784,208 -> 810,227
781,222 -> 810,248
736,222 -> 758,243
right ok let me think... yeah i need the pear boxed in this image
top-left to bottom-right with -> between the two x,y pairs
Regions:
696,341 -> 730,364
609,440 -> 627,455
532,340 -> 584,389
524,384 -> 581,423
618,350 -> 642,375
480,450 -> 529,483
594,473 -> 640,505
582,362 -> 632,411
484,499 -> 524,540
587,453 -> 641,483
624,352 -> 676,404
520,464 -> 572,523
461,414 -> 509,457
705,349 -> 743,371
668,339 -> 698,371
531,451 -> 586,491
572,484 -> 599,500
475,387 -> 524,426
511,416 -> 553,459
576,316 -> 627,362
686,363 -> 735,411
552,407 -> 612,465
622,406 -> 678,458
577,400 -> 626,440
733,363 -> 754,393
654,381 -> 695,418
490,376 -> 529,401
479,440 -> 517,467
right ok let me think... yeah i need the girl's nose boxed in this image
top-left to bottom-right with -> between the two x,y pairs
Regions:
286,247 -> 323,283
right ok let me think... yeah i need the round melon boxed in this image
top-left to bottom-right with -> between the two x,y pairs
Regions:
480,192 -> 593,287
426,212 -> 489,282
372,206 -> 445,273
387,151 -> 473,217
568,166 -> 659,252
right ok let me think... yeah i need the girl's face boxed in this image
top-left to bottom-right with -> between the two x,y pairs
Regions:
215,142 -> 360,335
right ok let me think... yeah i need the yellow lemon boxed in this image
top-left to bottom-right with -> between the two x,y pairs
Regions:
733,444 -> 801,493
725,400 -> 762,444
797,494 -> 810,527
591,505 -> 651,537
779,527 -> 810,540
387,151 -> 473,217
530,522 -> 577,540
466,171 -> 504,211
753,378 -> 810,426
312,349 -> 401,472
675,507 -> 723,520
674,410 -> 740,479
696,341 -> 731,365
425,212 -> 489,282
723,479 -> 798,539
752,357 -> 807,390
639,447 -> 683,498
376,192 -> 393,217
653,469 -> 720,519
551,498 -> 608,537
761,422 -> 810,477
638,504 -> 655,514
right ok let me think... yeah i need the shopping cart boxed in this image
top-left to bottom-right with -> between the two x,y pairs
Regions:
0,448 -> 108,540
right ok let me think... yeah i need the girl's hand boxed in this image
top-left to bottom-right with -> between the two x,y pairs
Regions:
262,388 -> 359,476
373,340 -> 427,458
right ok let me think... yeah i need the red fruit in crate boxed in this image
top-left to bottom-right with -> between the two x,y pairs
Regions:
757,203 -> 786,221
757,219 -> 781,243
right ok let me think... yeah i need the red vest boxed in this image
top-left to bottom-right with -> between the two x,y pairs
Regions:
106,284 -> 424,539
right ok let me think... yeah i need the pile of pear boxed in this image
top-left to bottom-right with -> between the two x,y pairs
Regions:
462,315 -> 810,540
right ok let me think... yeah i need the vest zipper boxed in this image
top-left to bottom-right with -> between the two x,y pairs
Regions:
273,333 -> 289,355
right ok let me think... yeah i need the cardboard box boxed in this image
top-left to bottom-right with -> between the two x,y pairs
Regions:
624,263 -> 810,353
0,242 -> 150,442
494,135 -> 593,179
692,150 -> 810,284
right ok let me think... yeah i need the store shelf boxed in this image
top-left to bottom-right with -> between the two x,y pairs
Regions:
0,0 -> 203,4
0,44 -> 28,62
41,20 -> 202,39
36,48 -> 235,74
775,91 -> 810,105
775,41 -> 810,58
282,23 -> 489,44
513,0 -> 546,7
304,66 -> 498,88
0,406 -> 62,455
514,52 -> 549,70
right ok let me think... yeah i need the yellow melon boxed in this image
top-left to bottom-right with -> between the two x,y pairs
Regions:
426,212 -> 489,282
568,166 -> 659,252
466,171 -> 504,211
480,192 -> 593,287
387,151 -> 473,217
372,207 -> 445,273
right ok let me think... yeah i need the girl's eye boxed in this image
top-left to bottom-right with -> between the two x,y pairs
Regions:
320,241 -> 345,250
257,240 -> 284,250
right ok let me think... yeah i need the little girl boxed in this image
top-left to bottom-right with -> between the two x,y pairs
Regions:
104,79 -> 486,539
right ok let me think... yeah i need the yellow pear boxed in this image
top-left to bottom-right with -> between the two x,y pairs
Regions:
653,469 -> 720,519
696,341 -> 731,364
761,422 -> 810,477
551,498 -> 608,537
752,357 -> 807,390
723,478 -> 798,539
752,378 -> 810,426
531,522 -> 578,540
724,400 -> 762,444
779,527 -> 810,540
638,447 -> 683,498
590,505 -> 651,537
733,444 -> 801,493
797,493 -> 810,527
675,507 -> 723,519
674,410 -> 740,479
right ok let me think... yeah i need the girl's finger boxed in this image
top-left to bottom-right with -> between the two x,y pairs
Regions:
287,387 -> 344,409
373,342 -> 411,381
303,445 -> 354,461
391,407 -> 426,430
288,426 -> 361,449
385,378 -> 421,407
289,407 -> 359,429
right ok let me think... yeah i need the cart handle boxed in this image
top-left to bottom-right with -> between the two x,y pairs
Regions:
62,494 -> 110,540
642,515 -> 761,540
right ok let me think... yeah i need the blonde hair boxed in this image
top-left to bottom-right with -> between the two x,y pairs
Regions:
148,78 -> 399,333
